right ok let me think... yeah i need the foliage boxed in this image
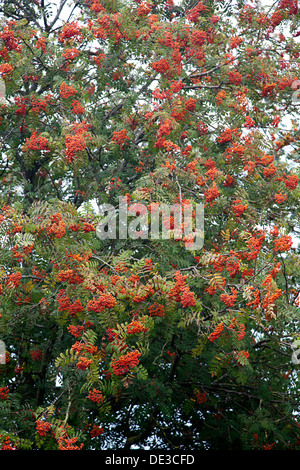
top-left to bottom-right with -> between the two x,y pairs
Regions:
0,0 -> 300,450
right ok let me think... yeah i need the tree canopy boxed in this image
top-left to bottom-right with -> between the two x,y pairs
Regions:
1,0 -> 300,451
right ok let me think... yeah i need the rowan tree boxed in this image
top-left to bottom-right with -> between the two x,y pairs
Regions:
1,0 -> 300,450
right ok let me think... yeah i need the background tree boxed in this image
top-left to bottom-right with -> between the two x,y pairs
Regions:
1,0 -> 300,450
